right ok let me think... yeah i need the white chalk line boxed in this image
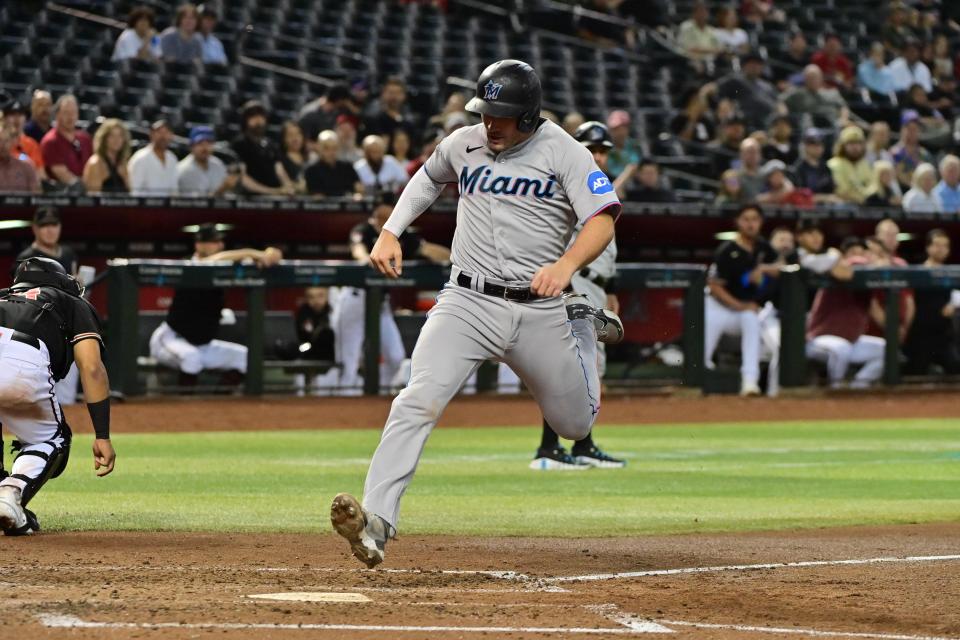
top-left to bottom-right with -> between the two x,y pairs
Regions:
586,605 -> 675,633
543,554 -> 960,583
656,619 -> 959,640
35,613 -> 644,635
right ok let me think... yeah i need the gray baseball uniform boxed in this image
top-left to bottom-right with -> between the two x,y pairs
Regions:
571,234 -> 617,375
363,120 -> 621,529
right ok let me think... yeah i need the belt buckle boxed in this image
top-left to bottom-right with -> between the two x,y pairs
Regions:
504,287 -> 530,302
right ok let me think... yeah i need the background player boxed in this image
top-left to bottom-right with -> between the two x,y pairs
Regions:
331,59 -> 624,567
335,192 -> 450,394
148,224 -> 282,389
531,121 -> 625,470
0,257 -> 115,535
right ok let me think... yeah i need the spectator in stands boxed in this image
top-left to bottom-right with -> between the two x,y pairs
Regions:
904,85 -> 951,148
756,159 -> 798,205
740,0 -> 785,25
865,121 -> 894,165
677,2 -> 720,69
931,34 -> 954,79
762,115 -> 796,164
177,126 -> 238,196
427,92 -> 468,131
128,120 -> 178,196
2,99 -> 44,175
704,204 -> 779,396
806,238 -> 885,389
13,207 -> 77,278
715,169 -> 747,204
305,130 -> 363,198
406,128 -> 442,178
605,110 -> 640,184
232,101 -> 290,196
713,6 -> 749,56
442,111 -> 470,135
0,125 -> 39,193
40,95 -> 92,189
902,162 -> 943,213
160,3 -> 203,63
735,138 -> 764,201
577,0 -> 633,47
928,72 -> 956,119
882,3 -> 913,55
811,33 -> 854,90
772,31 -> 809,89
353,135 -> 408,195
562,112 -> 585,137
891,110 -> 933,187
903,229 -> 960,375
388,128 -> 412,163
299,84 -> 354,144
827,125 -> 872,204
889,39 -> 932,92
112,5 -> 160,62
717,53 -> 779,131
671,83 -> 716,143
363,77 -> 417,141
23,90 -> 53,144
708,113 -> 746,177
792,128 -> 836,198
631,161 -> 674,202
82,118 -> 131,194
935,154 -> 960,213
197,4 -> 227,65
783,65 -> 850,128
279,121 -> 311,194
335,114 -> 362,164
864,160 -> 903,207
291,286 -> 339,393
149,224 -> 282,388
858,43 -> 896,95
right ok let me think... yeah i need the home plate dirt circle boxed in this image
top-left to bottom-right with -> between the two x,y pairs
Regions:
248,592 -> 372,603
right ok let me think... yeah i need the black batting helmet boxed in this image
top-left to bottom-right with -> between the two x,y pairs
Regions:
573,121 -> 613,149
13,256 -> 83,296
465,59 -> 542,133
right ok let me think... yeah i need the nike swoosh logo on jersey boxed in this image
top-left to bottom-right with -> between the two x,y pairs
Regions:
466,145 -> 484,153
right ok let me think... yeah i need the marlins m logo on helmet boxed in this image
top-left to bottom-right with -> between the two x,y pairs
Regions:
483,80 -> 504,100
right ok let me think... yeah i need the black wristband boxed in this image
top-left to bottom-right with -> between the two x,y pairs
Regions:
87,398 -> 110,440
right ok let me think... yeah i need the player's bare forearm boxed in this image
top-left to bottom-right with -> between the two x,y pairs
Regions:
370,230 -> 403,278
532,214 -> 615,297
75,340 -> 109,403
419,241 -> 451,263
204,248 -> 283,266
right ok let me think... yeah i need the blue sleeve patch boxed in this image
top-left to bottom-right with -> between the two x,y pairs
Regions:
587,170 -> 614,196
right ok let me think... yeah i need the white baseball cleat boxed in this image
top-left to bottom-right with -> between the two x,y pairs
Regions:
0,487 -> 27,533
740,381 -> 762,397
529,446 -> 590,470
562,293 -> 624,345
330,493 -> 393,568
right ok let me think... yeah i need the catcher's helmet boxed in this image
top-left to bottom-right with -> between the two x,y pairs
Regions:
465,59 -> 542,133
573,121 -> 614,149
13,256 -> 83,296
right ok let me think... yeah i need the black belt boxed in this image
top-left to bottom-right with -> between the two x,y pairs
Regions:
579,268 -> 610,289
456,272 -> 538,302
10,330 -> 40,350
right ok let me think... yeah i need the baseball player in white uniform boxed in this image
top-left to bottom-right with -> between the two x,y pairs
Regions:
330,60 -> 624,567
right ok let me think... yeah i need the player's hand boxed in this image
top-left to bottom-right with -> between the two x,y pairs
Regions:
92,439 -> 116,477
259,247 -> 283,267
532,260 -> 575,298
605,293 -> 620,315
370,231 -> 403,278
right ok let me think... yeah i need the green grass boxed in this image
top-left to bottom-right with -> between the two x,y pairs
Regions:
27,418 -> 960,536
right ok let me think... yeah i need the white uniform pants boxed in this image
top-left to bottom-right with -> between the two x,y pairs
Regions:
333,287 -> 405,393
806,335 -> 885,388
704,294 -> 762,386
758,303 -> 781,397
149,322 -> 247,374
0,336 -> 71,507
54,363 -> 80,405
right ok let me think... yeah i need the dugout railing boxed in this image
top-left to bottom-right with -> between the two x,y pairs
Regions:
778,266 -> 960,388
106,259 -> 707,397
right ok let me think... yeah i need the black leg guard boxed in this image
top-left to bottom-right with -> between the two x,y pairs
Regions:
14,426 -> 72,508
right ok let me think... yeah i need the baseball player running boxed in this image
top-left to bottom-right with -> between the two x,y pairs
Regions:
331,59 -> 624,567
0,257 -> 116,535
532,121 -> 625,470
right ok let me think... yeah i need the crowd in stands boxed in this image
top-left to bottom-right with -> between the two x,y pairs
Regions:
0,1 -> 957,213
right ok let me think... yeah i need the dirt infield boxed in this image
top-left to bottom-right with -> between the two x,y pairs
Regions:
63,390 -> 960,434
3,523 -> 959,639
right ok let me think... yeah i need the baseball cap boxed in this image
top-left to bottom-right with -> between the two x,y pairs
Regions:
761,159 -> 787,178
189,125 -> 215,145
444,111 -> 470,131
2,100 -> 25,115
802,127 -> 822,143
796,218 -> 821,233
195,223 -> 225,242
336,113 -> 359,128
900,109 -> 921,126
33,206 -> 61,226
606,110 -> 631,129
239,100 -> 268,123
